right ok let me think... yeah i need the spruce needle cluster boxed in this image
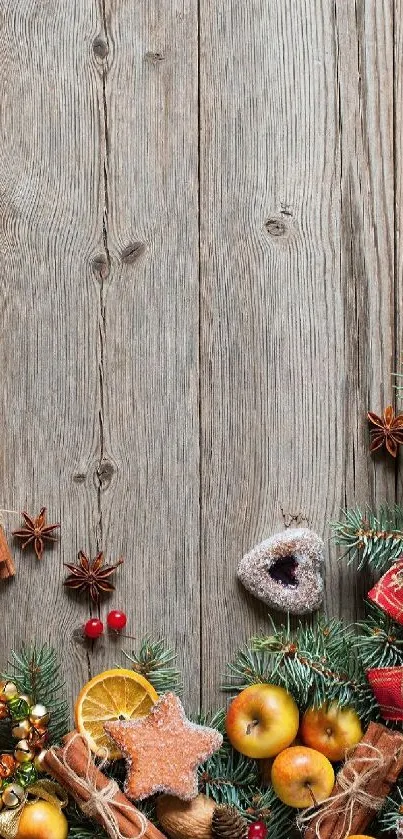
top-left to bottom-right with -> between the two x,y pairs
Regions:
331,504 -> 403,572
225,617 -> 376,723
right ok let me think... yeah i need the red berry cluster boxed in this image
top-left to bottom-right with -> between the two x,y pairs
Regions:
84,610 -> 127,639
248,821 -> 268,839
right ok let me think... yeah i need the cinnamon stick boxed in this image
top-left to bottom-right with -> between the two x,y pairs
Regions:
0,525 -> 15,579
304,722 -> 403,839
44,731 -> 167,839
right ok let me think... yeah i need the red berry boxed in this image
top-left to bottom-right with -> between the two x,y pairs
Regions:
84,618 -> 104,639
107,610 -> 127,631
248,822 -> 268,839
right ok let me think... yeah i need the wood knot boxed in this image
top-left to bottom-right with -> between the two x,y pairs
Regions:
73,473 -> 86,484
97,459 -> 115,487
93,38 -> 108,59
91,253 -> 109,280
265,217 -> 287,237
121,242 -> 147,264
145,51 -> 165,63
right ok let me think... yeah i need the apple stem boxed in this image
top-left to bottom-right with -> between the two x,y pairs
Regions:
306,783 -> 318,808
245,719 -> 259,735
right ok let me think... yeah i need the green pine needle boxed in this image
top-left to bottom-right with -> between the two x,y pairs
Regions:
355,603 -> 403,670
225,618 -> 376,723
197,711 -> 295,838
240,787 -> 295,837
122,636 -> 182,695
331,505 -> 403,572
374,778 -> 403,834
3,645 -> 70,743
66,801 -> 107,839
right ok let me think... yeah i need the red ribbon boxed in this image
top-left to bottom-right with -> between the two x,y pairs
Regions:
367,558 -> 403,625
367,666 -> 403,721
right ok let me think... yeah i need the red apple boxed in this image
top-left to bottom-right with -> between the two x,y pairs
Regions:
271,745 -> 335,808
300,703 -> 362,761
225,684 -> 299,758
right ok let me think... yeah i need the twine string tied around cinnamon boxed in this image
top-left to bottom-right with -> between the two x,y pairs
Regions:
50,732 -> 147,839
297,743 -> 388,838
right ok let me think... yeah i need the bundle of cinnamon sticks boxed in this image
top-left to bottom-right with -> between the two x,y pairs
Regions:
0,525 -> 15,580
45,731 -> 167,839
304,722 -> 403,839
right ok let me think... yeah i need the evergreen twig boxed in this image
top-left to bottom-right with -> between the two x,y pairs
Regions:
122,636 -> 182,695
225,618 -> 376,723
241,786 -> 295,837
355,603 -> 403,670
197,712 -> 295,839
331,505 -> 403,572
3,645 -> 70,743
374,778 -> 403,835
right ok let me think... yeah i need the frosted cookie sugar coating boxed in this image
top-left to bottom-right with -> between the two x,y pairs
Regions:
237,528 -> 324,614
104,692 -> 223,801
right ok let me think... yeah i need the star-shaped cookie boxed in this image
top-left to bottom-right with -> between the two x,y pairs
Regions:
104,692 -> 223,800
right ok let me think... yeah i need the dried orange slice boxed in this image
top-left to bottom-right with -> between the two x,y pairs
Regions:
75,668 -> 158,759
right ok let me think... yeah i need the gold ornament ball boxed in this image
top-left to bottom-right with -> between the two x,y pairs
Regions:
29,704 -> 50,727
16,801 -> 68,839
2,783 -> 25,809
12,720 -> 32,740
14,739 -> 34,763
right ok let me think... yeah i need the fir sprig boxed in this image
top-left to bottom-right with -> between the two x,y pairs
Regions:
122,636 -> 182,695
66,804 -> 107,839
241,787 -> 295,836
197,712 -> 295,839
198,715 -> 260,806
3,645 -> 69,743
225,619 -> 376,722
374,778 -> 403,835
331,505 -> 403,572
355,603 -> 403,670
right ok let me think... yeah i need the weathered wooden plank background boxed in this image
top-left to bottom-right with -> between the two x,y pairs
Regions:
0,0 -> 398,713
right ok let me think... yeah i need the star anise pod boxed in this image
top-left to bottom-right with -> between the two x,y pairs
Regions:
64,550 -> 124,603
368,405 -> 403,457
12,507 -> 60,560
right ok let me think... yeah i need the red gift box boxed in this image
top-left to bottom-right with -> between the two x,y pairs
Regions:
367,666 -> 403,720
367,558 -> 403,624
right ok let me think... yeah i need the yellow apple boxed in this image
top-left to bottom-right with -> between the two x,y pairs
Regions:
225,683 -> 299,758
271,745 -> 335,808
16,801 -> 68,839
300,703 -> 362,761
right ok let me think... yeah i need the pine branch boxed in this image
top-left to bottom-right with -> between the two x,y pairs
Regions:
3,645 -> 70,743
331,505 -> 403,572
225,619 -> 376,723
355,603 -> 403,670
66,802 -> 107,839
122,636 -> 182,695
374,779 -> 403,835
197,709 -> 260,806
241,787 -> 295,838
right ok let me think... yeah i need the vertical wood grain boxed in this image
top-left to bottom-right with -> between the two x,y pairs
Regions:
200,0 -> 396,708
0,0 -> 398,714
395,0 -> 403,467
86,1 -> 200,710
0,1 -> 105,711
